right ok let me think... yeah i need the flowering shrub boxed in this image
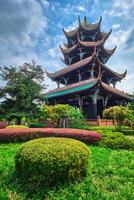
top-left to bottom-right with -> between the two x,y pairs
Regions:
0,121 -> 7,129
15,138 -> 90,186
0,128 -> 101,143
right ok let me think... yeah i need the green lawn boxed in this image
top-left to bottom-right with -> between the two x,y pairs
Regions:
0,143 -> 134,200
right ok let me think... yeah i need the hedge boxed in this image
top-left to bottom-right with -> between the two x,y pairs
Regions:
98,130 -> 134,150
0,128 -> 101,144
15,137 -> 90,186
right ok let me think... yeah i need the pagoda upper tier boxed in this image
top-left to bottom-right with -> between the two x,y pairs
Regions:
59,16 -> 116,65
46,16 -> 127,87
46,48 -> 127,87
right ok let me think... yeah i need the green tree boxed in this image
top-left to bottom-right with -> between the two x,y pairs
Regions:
41,104 -> 85,128
0,61 -> 45,124
103,106 -> 133,130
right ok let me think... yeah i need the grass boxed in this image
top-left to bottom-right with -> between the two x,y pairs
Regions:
0,142 -> 134,200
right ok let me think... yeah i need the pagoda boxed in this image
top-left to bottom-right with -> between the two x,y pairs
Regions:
44,16 -> 131,119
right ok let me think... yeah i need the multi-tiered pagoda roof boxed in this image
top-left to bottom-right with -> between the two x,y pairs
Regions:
44,16 -> 131,119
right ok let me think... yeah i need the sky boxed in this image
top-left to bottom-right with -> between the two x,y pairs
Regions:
0,0 -> 134,94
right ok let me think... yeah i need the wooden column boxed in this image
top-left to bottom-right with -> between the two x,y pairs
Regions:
89,67 -> 94,78
77,95 -> 83,111
90,94 -> 97,119
112,79 -> 118,88
63,77 -> 69,86
56,81 -> 60,88
102,96 -> 108,109
77,70 -> 82,82
90,90 -> 99,119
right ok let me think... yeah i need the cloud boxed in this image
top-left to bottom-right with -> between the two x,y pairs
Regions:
124,28 -> 134,49
103,0 -> 134,19
76,6 -> 85,12
40,0 -> 50,8
0,0 -> 47,66
112,24 -> 120,30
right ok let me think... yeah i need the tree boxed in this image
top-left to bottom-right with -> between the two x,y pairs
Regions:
103,106 -> 133,130
40,104 -> 85,128
0,61 -> 45,124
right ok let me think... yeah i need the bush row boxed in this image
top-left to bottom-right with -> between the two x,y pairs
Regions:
98,130 -> 134,150
0,128 -> 101,144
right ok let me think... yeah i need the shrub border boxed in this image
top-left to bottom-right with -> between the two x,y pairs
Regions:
0,128 -> 101,143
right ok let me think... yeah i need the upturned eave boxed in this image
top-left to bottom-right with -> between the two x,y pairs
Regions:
46,53 -> 127,81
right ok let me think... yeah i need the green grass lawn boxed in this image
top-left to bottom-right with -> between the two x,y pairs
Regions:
0,143 -> 134,200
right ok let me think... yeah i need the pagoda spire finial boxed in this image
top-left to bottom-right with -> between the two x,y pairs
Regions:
99,16 -> 102,24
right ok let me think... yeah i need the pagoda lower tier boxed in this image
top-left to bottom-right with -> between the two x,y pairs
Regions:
43,78 -> 132,119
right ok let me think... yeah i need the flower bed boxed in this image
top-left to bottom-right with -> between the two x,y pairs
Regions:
0,128 -> 101,143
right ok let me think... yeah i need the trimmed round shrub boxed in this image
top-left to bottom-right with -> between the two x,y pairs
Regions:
15,138 -> 90,186
6,125 -> 28,129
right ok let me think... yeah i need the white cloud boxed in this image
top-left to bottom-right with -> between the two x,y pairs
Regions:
40,0 -> 50,8
112,24 -> 120,30
0,0 -> 47,67
117,73 -> 134,94
76,6 -> 85,12
105,28 -> 132,49
103,0 -> 134,19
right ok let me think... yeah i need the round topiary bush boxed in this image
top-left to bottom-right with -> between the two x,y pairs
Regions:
15,137 -> 90,186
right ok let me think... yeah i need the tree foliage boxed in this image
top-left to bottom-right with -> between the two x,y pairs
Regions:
0,61 -> 45,124
41,104 -> 85,128
103,106 -> 133,130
